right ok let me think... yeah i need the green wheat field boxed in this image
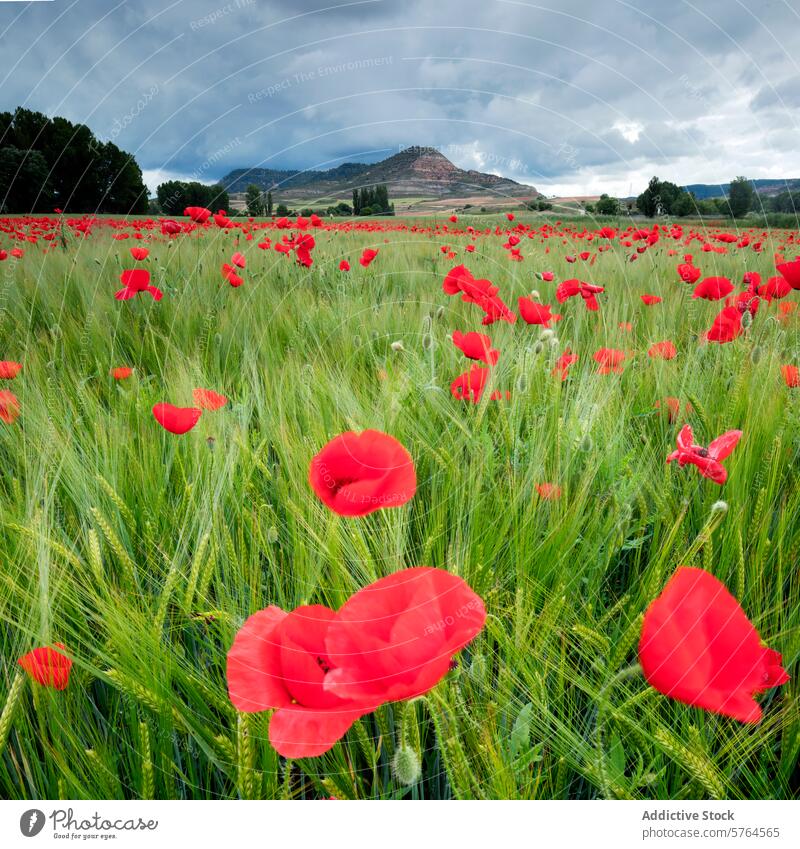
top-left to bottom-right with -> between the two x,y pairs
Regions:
0,214 -> 797,800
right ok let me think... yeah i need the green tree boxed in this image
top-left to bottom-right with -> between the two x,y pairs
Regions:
595,194 -> 620,215
245,183 -> 264,216
726,176 -> 755,219
267,190 -> 273,215
0,147 -> 53,211
352,189 -> 360,215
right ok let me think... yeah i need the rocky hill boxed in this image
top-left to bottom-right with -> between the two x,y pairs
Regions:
221,147 -> 538,200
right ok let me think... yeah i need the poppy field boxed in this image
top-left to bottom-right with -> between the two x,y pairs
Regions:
0,211 -> 798,801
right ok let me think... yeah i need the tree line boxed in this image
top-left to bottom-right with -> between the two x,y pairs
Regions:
156,180 -> 230,217
0,107 -> 148,213
633,175 -> 756,219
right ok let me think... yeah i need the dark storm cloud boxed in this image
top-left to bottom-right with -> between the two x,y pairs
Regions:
1,0 -> 798,195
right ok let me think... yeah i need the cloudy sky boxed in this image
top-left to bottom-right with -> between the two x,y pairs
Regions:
1,0 -> 798,196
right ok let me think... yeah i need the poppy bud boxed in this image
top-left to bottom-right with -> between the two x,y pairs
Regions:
422,333 -> 432,351
353,335 -> 361,349
710,500 -> 729,514
390,341 -> 405,352
540,329 -> 554,341
391,745 -> 421,786
422,315 -> 432,332
750,345 -> 762,364
435,306 -> 445,320
206,436 -> 215,451
267,526 -> 279,544
579,433 -> 593,453
741,311 -> 753,329
530,289 -> 540,299
549,336 -> 560,348
516,373 -> 528,393
533,341 -> 544,355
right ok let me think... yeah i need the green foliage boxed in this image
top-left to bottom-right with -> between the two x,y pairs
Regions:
725,177 -> 756,219
156,181 -> 230,216
0,108 -> 148,214
595,194 -> 620,216
245,184 -> 265,217
636,176 -> 693,218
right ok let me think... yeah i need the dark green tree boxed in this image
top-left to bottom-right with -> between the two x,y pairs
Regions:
595,194 -> 620,215
245,183 -> 264,216
0,147 -> 53,211
267,190 -> 273,215
352,188 -> 360,215
726,176 -> 755,219
0,107 -> 147,212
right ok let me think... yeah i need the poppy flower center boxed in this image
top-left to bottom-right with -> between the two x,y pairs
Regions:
316,656 -> 332,673
695,447 -> 709,457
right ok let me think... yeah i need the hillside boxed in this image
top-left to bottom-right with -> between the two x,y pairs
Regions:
221,147 -> 539,201
683,178 -> 800,199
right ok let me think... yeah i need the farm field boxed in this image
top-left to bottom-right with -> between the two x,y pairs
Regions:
0,211 -> 798,801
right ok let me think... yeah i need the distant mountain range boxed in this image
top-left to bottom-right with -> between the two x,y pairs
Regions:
220,147 -> 539,200
683,178 -> 800,200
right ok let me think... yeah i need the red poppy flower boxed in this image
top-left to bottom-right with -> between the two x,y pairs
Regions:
666,424 -> 741,484
541,271 -> 554,281
184,206 -> 212,223
152,403 -> 202,435
442,265 -> 516,325
677,263 -> 701,284
0,390 -> 20,423
193,388 -> 228,410
641,294 -> 662,305
706,306 -> 743,344
231,252 -> 246,269
111,366 -> 133,380
536,482 -> 561,500
309,430 -> 416,517
593,348 -> 626,374
116,269 -> 163,301
518,297 -> 558,327
758,276 -> 791,301
221,263 -> 243,288
450,365 -> 491,403
10,248 -> 24,259
0,360 -> 22,379
451,331 -> 499,365
130,247 -> 149,261
359,248 -> 379,267
776,259 -> 800,289
781,364 -> 800,387
339,260 -> 350,271
506,212 -> 515,221
227,604 -> 376,758
639,567 -> 788,723
324,567 -> 486,704
552,349 -> 578,381
214,211 -> 232,228
693,277 -> 733,301
18,643 -> 72,690
648,340 -> 677,360
557,279 -> 604,311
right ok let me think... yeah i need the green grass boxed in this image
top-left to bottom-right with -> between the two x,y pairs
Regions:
0,215 -> 797,800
